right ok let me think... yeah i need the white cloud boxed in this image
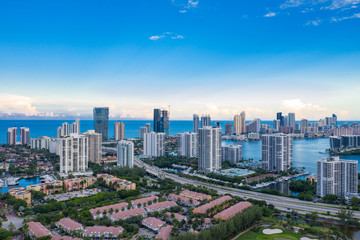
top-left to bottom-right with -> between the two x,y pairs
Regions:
172,0 -> 199,9
281,99 -> 329,119
280,0 -> 305,9
264,12 -> 277,17
187,0 -> 199,8
149,35 -> 165,41
331,12 -> 360,21
326,0 -> 360,10
179,10 -> 187,13
171,35 -> 185,39
306,19 -> 322,25
0,94 -> 38,116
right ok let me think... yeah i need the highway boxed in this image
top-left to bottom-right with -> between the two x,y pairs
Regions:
134,159 -> 360,220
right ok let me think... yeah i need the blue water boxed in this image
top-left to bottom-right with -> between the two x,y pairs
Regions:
0,177 -> 41,194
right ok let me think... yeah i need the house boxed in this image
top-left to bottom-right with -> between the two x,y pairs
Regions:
131,196 -> 158,208
167,193 -> 200,207
89,202 -> 129,219
156,225 -> 173,240
193,195 -> 232,214
214,201 -> 252,220
82,226 -> 124,238
145,201 -> 177,213
27,222 -> 52,239
142,217 -> 165,232
108,208 -> 147,221
165,212 -> 186,223
55,218 -> 84,233
180,190 -> 212,201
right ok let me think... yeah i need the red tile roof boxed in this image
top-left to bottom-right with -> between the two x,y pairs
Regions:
156,225 -> 173,240
131,196 -> 158,206
28,222 -> 52,238
52,236 -> 82,240
83,226 -> 124,236
193,195 -> 232,214
180,190 -> 212,201
166,212 -> 186,221
56,218 -> 83,231
214,201 -> 252,220
142,217 -> 165,230
108,208 -> 146,221
145,201 -> 177,212
89,202 -> 128,216
168,193 -> 200,206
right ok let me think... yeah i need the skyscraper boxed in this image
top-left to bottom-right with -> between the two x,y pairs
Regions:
117,140 -> 134,168
145,123 -> 152,133
93,107 -> 109,141
139,127 -> 148,140
317,157 -> 358,197
240,111 -> 246,133
225,124 -> 232,135
262,134 -> 293,173
144,132 -> 165,157
7,127 -> 17,145
288,113 -> 295,128
161,110 -> 170,136
198,126 -> 222,174
201,114 -> 211,128
222,145 -> 242,164
70,118 -> 80,134
20,127 -> 30,145
233,114 -> 241,134
246,119 -> 261,133
61,122 -> 70,137
177,132 -> 198,158
83,130 -> 102,164
59,133 -> 88,174
153,109 -> 161,133
114,121 -> 125,140
277,112 -> 284,127
193,114 -> 200,133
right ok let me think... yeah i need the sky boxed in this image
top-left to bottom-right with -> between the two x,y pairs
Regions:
0,0 -> 360,120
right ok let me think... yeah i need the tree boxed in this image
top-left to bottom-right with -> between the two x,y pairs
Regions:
8,222 -> 16,232
350,197 -> 360,207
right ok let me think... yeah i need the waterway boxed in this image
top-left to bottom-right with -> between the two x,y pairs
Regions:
0,177 -> 41,194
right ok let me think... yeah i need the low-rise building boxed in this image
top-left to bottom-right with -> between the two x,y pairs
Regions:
55,218 -> 84,233
82,226 -> 124,238
131,196 -> 158,208
96,173 -> 136,191
27,181 -> 63,195
9,187 -> 31,206
214,201 -> 252,220
108,208 -> 147,221
27,222 -> 52,239
64,176 -> 97,192
193,195 -> 232,214
165,212 -> 186,222
89,202 -> 129,219
156,225 -> 173,240
167,193 -> 200,207
180,190 -> 212,201
145,201 -> 177,213
142,217 -> 165,232
202,218 -> 212,229
52,236 -> 81,240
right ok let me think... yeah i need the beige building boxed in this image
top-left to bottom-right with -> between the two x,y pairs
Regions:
114,122 -> 125,140
9,187 -> 31,206
83,130 -> 102,163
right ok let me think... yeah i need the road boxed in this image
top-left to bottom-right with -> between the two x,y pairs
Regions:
134,159 -> 360,220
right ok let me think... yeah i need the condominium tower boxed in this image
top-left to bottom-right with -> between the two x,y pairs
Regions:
59,133 -> 88,174
201,115 -> 211,128
143,132 -> 165,157
83,130 -> 102,163
114,121 -> 125,140
117,140 -> 134,168
20,127 -> 30,145
317,157 -> 358,197
262,134 -> 293,172
177,132 -> 198,158
7,127 -> 17,145
93,107 -> 109,141
193,114 -> 200,133
198,126 -> 222,174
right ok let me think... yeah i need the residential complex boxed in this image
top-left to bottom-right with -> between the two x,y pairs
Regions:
317,157 -> 358,197
20,127 -> 30,145
83,130 -> 102,163
114,121 -> 125,140
193,114 -> 199,133
9,187 -> 31,206
222,145 -> 242,164
198,126 -> 222,173
117,140 -> 134,167
7,127 -> 17,145
143,132 -> 165,157
177,132 -> 198,158
262,134 -> 293,173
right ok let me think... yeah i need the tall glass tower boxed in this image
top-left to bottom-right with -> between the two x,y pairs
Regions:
93,107 -> 109,141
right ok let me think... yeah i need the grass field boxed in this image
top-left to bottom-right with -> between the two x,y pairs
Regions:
237,228 -> 314,240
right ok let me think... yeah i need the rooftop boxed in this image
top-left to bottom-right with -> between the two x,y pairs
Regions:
28,222 -> 52,238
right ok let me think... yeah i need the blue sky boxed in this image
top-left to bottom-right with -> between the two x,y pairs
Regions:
0,0 -> 359,120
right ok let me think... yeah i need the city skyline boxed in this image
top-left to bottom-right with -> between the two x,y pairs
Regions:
1,0 -> 360,120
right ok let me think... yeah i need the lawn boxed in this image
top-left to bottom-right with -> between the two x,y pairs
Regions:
237,228 -> 311,240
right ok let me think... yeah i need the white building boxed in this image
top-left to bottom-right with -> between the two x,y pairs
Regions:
117,140 -> 134,168
222,145 -> 242,164
31,136 -> 51,150
262,134 -> 293,173
177,132 -> 198,158
20,127 -> 30,145
144,132 -> 165,157
198,126 -> 222,173
71,118 -> 80,134
60,133 -> 88,174
317,157 -> 358,197
139,127 -> 148,140
83,130 -> 102,163
201,115 -> 211,128
193,114 -> 200,133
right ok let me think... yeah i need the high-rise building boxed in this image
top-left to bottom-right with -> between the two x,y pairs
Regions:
83,130 -> 102,164
20,127 -> 30,145
262,134 -> 293,173
31,136 -> 51,150
61,122 -> 70,137
7,127 -> 17,145
161,110 -> 170,136
222,145 -> 242,164
201,115 -> 211,128
246,119 -> 261,133
233,114 -> 241,134
59,133 -> 88,174
145,123 -> 151,133
153,109 -> 161,133
300,119 -> 308,131
70,118 -> 80,134
177,132 -> 198,158
117,140 -> 134,168
114,121 -> 125,140
93,107 -> 109,141
240,111 -> 246,133
57,127 -> 62,138
317,157 -> 358,197
193,114 -> 200,133
225,124 -> 232,135
288,113 -> 295,128
144,132 -> 165,157
273,120 -> 280,132
139,127 -> 148,140
198,126 -> 222,174
276,112 -> 284,127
